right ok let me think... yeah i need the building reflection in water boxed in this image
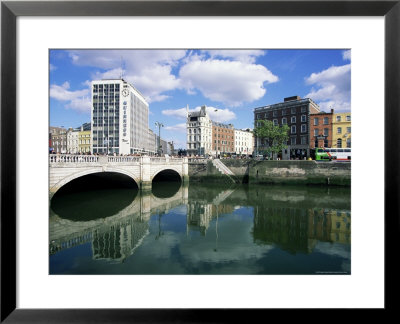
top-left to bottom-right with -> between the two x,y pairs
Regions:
50,183 -> 350,264
253,206 -> 351,254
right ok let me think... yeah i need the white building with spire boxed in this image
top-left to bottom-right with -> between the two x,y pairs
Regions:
186,105 -> 213,156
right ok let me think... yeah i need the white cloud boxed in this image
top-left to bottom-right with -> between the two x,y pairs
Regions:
164,123 -> 187,133
50,82 -> 91,113
204,50 -> 266,63
162,107 -> 188,120
206,106 -> 236,122
68,50 -> 187,103
179,58 -> 278,107
162,106 -> 236,123
342,50 -> 351,61
50,64 -> 57,71
305,64 -> 351,112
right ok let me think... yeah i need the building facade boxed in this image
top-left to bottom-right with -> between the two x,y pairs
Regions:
253,96 -> 320,159
49,126 -> 67,153
234,128 -> 254,156
310,109 -> 334,149
332,112 -> 351,148
78,130 -> 91,153
91,79 -> 151,155
66,128 -> 80,154
212,122 -> 235,157
186,105 -> 213,156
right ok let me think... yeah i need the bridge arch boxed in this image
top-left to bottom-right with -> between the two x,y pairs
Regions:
151,168 -> 182,182
50,168 -> 140,198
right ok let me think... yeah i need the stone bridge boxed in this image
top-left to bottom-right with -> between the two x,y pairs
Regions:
49,154 -> 189,198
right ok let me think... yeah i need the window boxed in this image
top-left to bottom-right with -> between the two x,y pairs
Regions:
336,115 -> 342,122
314,118 -> 319,126
324,128 -> 329,136
282,109 -> 287,116
291,137 -> 296,145
337,138 -> 342,148
301,106 -> 307,113
301,136 -> 307,145
323,117 -> 329,124
291,125 -> 296,134
346,115 -> 351,121
273,119 -> 278,126
291,116 -> 296,123
324,139 -> 328,147
301,124 -> 307,133
282,117 -> 287,125
346,138 -> 351,148
291,107 -> 296,114
301,115 -> 307,122
347,127 -> 351,133
314,139 -> 318,148
314,129 -> 319,136
273,110 -> 277,117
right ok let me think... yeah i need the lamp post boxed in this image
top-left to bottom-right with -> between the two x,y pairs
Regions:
214,109 -> 218,158
155,122 -> 164,156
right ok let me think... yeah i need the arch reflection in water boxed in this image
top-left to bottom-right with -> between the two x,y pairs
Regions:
49,183 -> 188,263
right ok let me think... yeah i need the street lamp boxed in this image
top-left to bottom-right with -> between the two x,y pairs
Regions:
214,109 -> 218,158
155,122 -> 164,156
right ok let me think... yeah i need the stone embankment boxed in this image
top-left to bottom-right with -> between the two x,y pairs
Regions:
189,159 -> 351,186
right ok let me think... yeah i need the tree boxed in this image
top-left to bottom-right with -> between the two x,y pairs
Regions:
254,120 -> 289,158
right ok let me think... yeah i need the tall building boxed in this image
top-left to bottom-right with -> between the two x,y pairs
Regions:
91,79 -> 151,155
234,128 -> 254,156
186,105 -> 213,156
310,109 -> 334,149
212,122 -> 235,156
253,96 -> 320,159
332,112 -> 351,148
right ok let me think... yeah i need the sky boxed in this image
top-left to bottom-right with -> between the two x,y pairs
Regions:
50,49 -> 351,149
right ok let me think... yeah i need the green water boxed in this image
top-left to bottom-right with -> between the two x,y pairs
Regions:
49,182 -> 351,274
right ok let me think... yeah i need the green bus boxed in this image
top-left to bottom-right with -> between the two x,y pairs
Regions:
310,148 -> 332,161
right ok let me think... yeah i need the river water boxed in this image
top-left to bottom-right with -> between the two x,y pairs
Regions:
49,182 -> 351,275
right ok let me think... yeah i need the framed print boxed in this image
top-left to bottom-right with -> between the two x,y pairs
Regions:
1,0 -> 399,322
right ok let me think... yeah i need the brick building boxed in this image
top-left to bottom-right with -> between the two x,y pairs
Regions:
253,96 -> 320,159
310,109 -> 334,149
212,122 -> 235,157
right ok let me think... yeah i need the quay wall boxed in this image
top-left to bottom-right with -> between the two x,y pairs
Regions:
189,160 -> 351,186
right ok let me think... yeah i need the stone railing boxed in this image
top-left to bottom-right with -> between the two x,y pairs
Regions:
50,154 -> 186,165
107,156 -> 140,163
188,157 -> 209,164
49,155 -> 99,164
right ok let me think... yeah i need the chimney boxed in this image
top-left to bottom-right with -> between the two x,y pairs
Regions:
284,95 -> 301,102
331,108 -> 334,114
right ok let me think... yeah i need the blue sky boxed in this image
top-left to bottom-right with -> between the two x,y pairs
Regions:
50,49 -> 351,149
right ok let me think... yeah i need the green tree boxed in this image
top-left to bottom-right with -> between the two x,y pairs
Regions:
254,120 -> 289,158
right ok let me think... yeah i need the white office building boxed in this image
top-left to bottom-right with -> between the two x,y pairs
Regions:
234,129 -> 254,156
91,79 -> 151,155
186,105 -> 213,156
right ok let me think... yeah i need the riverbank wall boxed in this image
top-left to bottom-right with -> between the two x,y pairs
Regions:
189,160 -> 351,186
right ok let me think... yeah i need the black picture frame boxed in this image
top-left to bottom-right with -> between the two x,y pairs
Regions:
1,0 -> 399,322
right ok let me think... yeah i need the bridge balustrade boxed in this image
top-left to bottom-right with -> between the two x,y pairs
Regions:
49,155 -> 99,164
107,156 -> 140,163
